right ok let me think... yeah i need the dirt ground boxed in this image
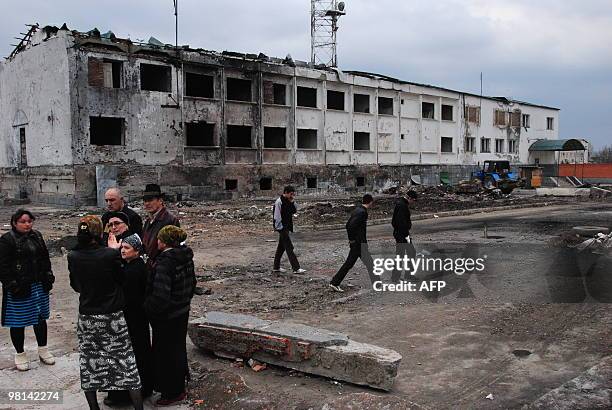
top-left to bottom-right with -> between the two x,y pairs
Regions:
0,192 -> 610,409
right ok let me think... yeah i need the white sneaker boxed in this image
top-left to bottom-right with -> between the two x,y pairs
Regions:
329,284 -> 344,292
15,352 -> 29,371
272,268 -> 287,273
293,268 -> 307,274
38,346 -> 55,365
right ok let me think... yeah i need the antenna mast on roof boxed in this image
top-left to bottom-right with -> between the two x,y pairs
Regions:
311,1 -> 346,67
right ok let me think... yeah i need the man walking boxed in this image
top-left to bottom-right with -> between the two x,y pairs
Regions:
329,194 -> 375,292
273,186 -> 306,274
102,188 -> 143,237
141,184 -> 180,267
391,190 -> 418,283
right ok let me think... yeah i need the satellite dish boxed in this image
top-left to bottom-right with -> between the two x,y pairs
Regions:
338,2 -> 345,11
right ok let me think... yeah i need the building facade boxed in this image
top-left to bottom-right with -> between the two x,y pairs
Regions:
0,26 -> 560,205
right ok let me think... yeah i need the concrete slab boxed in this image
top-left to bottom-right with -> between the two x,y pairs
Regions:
535,187 -> 591,197
188,312 -> 402,391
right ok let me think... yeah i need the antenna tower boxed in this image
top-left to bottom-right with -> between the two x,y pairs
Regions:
311,0 -> 346,67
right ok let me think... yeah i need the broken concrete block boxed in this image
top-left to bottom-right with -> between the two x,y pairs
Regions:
188,312 -> 401,391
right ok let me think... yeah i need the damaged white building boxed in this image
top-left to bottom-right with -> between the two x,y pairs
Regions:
0,25 -> 560,205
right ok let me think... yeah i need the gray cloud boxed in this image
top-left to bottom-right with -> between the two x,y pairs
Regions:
1,0 -> 609,148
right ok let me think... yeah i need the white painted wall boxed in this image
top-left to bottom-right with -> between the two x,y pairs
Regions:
0,33 -> 72,167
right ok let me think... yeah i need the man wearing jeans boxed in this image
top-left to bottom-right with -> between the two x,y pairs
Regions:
273,186 -> 306,274
329,194 -> 375,292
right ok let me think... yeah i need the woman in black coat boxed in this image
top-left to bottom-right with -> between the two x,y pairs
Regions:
0,209 -> 55,371
104,233 -> 153,407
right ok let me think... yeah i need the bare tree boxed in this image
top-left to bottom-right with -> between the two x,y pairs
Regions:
591,145 -> 612,163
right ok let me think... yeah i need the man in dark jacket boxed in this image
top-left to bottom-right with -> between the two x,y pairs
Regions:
144,225 -> 195,407
141,184 -> 180,267
329,194 -> 375,292
391,190 -> 418,282
102,188 -> 143,238
272,186 -> 306,274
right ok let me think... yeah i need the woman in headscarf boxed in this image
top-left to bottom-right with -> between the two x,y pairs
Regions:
68,215 -> 143,410
144,225 -> 196,407
0,209 -> 55,371
104,234 -> 153,407
104,211 -> 132,249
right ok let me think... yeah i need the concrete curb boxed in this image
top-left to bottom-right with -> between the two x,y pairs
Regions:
302,201 -> 563,232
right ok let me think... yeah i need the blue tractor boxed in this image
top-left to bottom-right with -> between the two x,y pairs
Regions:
473,160 -> 524,194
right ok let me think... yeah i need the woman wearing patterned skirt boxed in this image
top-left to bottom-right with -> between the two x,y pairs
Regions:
68,216 -> 143,410
0,209 -> 55,371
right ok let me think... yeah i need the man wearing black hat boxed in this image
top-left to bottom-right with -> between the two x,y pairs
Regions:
141,184 -> 180,267
102,188 -> 143,238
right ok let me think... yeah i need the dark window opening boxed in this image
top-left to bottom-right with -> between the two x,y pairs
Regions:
88,58 -> 122,88
185,72 -> 214,98
264,127 -> 286,148
422,102 -> 435,119
356,176 -> 365,187
441,137 -> 453,153
378,97 -> 393,115
19,128 -> 27,167
354,93 -> 370,113
401,134 -> 405,140
185,122 -> 215,147
259,177 -> 272,190
263,81 -> 286,105
225,179 -> 238,190
297,86 -> 317,108
227,125 -> 252,148
442,104 -> 453,121
140,63 -> 171,92
354,132 -> 370,151
90,117 -> 124,146
327,90 -> 345,110
226,77 -> 252,102
297,129 -> 317,149
306,177 -> 317,189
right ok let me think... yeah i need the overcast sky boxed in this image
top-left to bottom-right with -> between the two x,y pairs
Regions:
1,0 -> 610,149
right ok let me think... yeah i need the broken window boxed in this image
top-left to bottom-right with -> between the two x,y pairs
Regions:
508,139 -> 517,153
356,176 -> 365,187
88,58 -> 122,88
442,104 -> 453,121
464,106 -> 480,124
354,132 -> 370,151
225,179 -> 238,191
90,116 -> 124,145
226,78 -> 252,102
263,81 -> 286,105
226,125 -> 252,148
140,63 -> 171,92
185,122 -> 215,147
378,97 -> 394,115
327,90 -> 345,110
263,127 -> 286,148
259,177 -> 272,190
297,129 -> 317,149
422,102 -> 435,119
480,137 -> 491,153
495,139 -> 505,153
297,86 -> 317,108
441,137 -> 453,153
522,114 -> 530,128
19,128 -> 27,167
494,110 -> 507,126
306,177 -> 317,189
465,137 -> 475,153
547,117 -> 554,130
185,72 -> 214,98
511,110 -> 521,128
354,94 -> 370,113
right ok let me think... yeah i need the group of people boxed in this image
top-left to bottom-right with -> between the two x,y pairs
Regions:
271,185 -> 418,291
0,182 -> 417,409
0,184 -> 195,409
